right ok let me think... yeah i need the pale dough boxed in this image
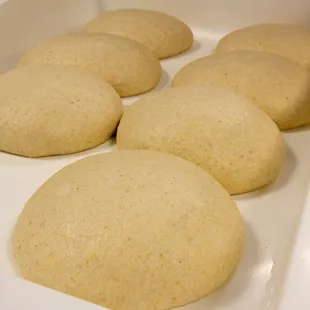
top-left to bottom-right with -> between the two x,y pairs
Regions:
84,9 -> 194,59
13,150 -> 244,310
172,51 -> 310,130
0,65 -> 123,157
117,85 -> 285,194
17,32 -> 162,97
216,23 -> 310,69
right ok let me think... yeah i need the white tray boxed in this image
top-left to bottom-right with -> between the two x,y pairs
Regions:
1,0 -> 310,309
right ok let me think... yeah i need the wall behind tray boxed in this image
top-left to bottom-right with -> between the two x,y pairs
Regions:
0,0 -> 101,60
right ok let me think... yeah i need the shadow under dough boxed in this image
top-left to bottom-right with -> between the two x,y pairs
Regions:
168,40 -> 203,61
154,69 -> 170,91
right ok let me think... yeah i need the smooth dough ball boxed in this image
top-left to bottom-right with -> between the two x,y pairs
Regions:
83,9 -> 194,59
172,51 -> 310,130
17,32 -> 162,97
117,86 -> 285,195
0,65 -> 123,157
13,150 -> 244,310
216,23 -> 310,69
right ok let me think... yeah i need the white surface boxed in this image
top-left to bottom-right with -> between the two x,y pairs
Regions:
1,0 -> 310,310
0,274 -> 103,310
277,188 -> 310,310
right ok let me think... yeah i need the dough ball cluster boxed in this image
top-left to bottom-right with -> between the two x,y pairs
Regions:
9,11 -> 309,310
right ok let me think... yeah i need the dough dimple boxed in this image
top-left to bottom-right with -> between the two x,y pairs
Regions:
83,8 -> 194,59
216,23 -> 310,69
17,32 -> 162,97
117,85 -> 285,195
172,51 -> 310,130
0,65 -> 123,157
13,150 -> 244,310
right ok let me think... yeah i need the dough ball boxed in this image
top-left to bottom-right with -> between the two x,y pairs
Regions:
13,150 -> 244,310
216,23 -> 310,69
83,9 -> 194,59
172,51 -> 310,130
17,32 -> 162,97
117,86 -> 285,194
0,65 -> 123,157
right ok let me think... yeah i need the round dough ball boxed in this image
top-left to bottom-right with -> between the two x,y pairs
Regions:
17,32 -> 162,97
0,65 -> 123,157
117,86 -> 285,195
172,51 -> 310,130
83,9 -> 194,59
216,23 -> 310,69
13,150 -> 244,310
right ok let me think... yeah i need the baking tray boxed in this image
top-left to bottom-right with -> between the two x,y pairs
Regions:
1,0 -> 310,309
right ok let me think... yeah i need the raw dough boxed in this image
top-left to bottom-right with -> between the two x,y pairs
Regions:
117,85 -> 285,194
13,150 -> 244,310
216,23 -> 310,69
0,65 -> 122,157
172,51 -> 310,130
84,8 -> 194,59
17,32 -> 162,97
